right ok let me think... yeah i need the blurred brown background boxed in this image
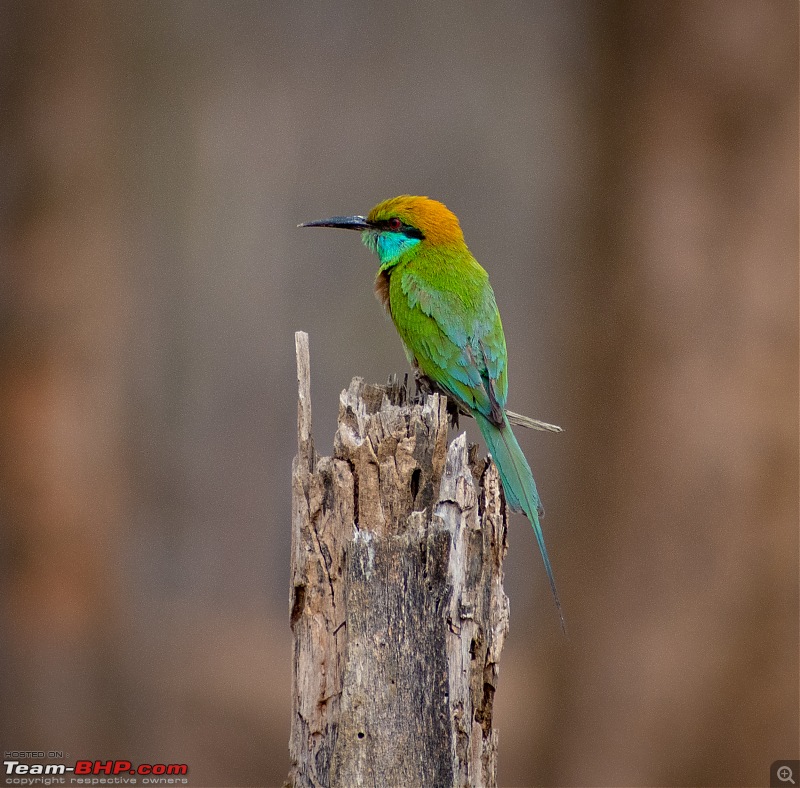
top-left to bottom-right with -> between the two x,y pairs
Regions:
1,2 -> 797,786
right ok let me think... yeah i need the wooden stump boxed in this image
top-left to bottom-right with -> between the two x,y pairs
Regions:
289,331 -> 509,788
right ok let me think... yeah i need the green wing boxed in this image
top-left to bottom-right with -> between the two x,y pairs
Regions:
390,247 -> 508,423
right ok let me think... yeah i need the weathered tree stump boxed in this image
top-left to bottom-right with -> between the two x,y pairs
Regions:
289,331 -> 510,788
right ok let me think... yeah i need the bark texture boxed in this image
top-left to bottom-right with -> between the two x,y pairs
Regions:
289,331 -> 510,788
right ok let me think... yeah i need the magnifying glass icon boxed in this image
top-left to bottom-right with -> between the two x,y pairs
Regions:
778,766 -> 796,784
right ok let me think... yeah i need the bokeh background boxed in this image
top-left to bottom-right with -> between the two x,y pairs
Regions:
1,2 -> 797,786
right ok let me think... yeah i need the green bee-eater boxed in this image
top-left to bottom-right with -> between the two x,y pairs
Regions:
301,195 -> 564,629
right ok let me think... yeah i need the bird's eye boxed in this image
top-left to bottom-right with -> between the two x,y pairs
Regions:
388,217 -> 402,231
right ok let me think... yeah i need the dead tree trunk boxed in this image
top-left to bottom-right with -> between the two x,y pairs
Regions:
288,331 -> 510,788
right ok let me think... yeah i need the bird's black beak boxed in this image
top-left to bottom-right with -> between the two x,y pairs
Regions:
297,215 -> 371,231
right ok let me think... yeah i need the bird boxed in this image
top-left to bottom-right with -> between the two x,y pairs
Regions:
300,195 -> 564,630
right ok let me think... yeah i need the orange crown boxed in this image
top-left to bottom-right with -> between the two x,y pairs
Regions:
367,196 -> 466,247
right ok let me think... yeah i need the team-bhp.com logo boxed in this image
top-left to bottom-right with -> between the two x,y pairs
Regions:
4,758 -> 189,785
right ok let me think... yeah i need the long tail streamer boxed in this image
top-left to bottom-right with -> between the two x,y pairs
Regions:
475,412 -> 566,633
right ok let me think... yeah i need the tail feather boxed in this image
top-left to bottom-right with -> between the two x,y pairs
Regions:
475,412 -> 566,633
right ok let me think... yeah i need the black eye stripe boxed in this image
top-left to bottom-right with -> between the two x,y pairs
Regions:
378,219 -> 424,239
